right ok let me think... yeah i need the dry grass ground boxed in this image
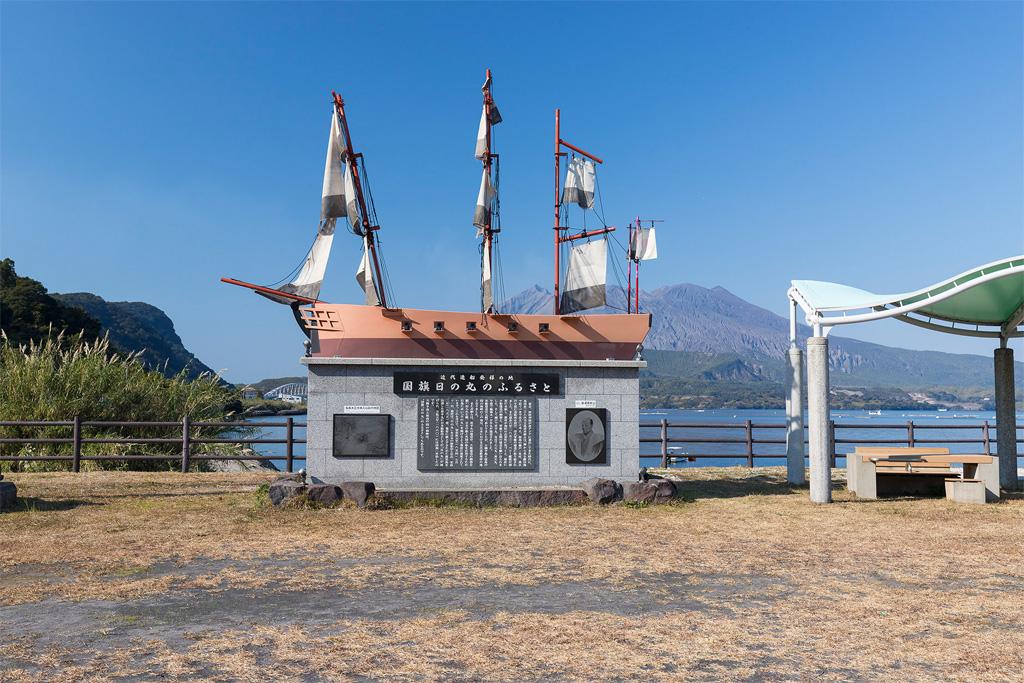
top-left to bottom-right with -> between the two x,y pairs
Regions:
1,468 -> 1022,682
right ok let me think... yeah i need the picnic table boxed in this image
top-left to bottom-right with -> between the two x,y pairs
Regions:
847,447 -> 998,502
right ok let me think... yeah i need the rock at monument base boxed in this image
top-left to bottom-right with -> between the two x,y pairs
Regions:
652,479 -> 677,503
341,481 -> 376,508
581,477 -> 622,505
0,481 -> 17,512
268,479 -> 305,506
306,484 -> 343,508
623,479 -> 677,504
623,481 -> 659,503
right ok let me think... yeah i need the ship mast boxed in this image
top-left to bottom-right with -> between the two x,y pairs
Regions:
333,91 -> 388,308
480,70 -> 498,313
553,110 -> 613,315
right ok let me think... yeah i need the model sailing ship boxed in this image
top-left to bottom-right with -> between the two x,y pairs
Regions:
223,71 -> 659,361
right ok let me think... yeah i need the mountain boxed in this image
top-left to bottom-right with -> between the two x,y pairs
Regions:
500,283 -> 1022,392
0,258 -> 102,347
501,285 -> 554,317
53,293 -> 216,380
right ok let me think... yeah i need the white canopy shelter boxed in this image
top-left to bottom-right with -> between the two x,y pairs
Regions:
784,256 -> 1024,502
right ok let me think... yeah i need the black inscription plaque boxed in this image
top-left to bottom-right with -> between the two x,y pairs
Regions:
333,414 -> 391,458
395,371 -> 561,397
417,397 -> 537,471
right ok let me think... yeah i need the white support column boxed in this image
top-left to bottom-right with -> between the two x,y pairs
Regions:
994,344 -> 1019,491
806,335 -> 831,503
785,298 -> 805,485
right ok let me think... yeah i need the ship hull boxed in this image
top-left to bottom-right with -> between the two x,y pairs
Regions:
301,304 -> 651,361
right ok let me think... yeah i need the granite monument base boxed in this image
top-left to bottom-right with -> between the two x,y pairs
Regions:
302,357 -> 643,490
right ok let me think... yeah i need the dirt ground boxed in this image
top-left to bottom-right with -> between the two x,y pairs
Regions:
0,468 -> 1022,682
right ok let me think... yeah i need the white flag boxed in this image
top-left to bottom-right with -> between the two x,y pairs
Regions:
630,227 -> 658,261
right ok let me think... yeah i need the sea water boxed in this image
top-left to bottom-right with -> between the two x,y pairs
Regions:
637,408 -> 1020,469
243,410 -> 1022,472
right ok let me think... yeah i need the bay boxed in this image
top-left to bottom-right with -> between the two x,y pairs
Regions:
239,409 -> 1021,472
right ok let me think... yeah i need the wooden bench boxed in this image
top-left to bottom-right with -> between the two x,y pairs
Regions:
847,448 -> 999,501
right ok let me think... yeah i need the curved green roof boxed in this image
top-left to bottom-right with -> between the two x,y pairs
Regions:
791,256 -> 1024,338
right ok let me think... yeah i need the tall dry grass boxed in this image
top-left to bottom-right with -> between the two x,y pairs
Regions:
0,331 -> 243,471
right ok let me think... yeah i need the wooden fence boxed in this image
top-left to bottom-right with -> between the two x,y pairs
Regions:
1,418 -> 1020,473
641,419 -> 1022,468
0,418 -> 306,473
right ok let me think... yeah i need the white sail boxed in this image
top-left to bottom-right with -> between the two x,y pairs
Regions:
629,227 -> 658,261
280,224 -> 335,302
475,107 -> 488,161
321,111 -> 348,220
474,84 -> 502,160
481,239 -> 493,313
272,111 -> 345,303
473,168 -> 495,234
355,235 -> 380,306
562,157 -> 596,209
560,238 -> 607,313
344,162 -> 361,232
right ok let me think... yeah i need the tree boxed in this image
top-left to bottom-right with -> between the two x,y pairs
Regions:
0,259 -> 102,346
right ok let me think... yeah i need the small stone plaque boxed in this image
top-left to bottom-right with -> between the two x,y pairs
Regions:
418,397 -> 537,471
333,414 -> 391,458
343,405 -> 381,414
566,408 -> 608,465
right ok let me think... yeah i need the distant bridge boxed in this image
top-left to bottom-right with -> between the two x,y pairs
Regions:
263,382 -> 308,400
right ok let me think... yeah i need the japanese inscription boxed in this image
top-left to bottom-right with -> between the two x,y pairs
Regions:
417,397 -> 537,471
394,371 -> 561,397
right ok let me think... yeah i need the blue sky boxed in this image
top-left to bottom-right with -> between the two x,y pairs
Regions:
2,1 -> 1021,382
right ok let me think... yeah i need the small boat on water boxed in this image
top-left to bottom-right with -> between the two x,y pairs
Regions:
223,71 -> 657,361
867,410 -> 882,416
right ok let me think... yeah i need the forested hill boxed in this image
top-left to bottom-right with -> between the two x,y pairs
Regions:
0,259 -> 214,380
54,293 -> 215,379
0,258 -> 101,346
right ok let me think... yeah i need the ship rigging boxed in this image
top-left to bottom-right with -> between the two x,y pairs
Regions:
222,70 -> 656,362
221,90 -> 392,310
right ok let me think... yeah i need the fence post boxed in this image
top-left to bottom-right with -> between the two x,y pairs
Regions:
659,418 -> 668,469
829,419 -> 836,468
180,416 -> 191,473
906,420 -> 915,447
744,419 -> 754,467
982,421 -> 991,455
71,415 -> 82,473
285,417 -> 295,473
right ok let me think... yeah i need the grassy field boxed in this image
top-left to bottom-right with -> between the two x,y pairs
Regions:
1,468 -> 1022,682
